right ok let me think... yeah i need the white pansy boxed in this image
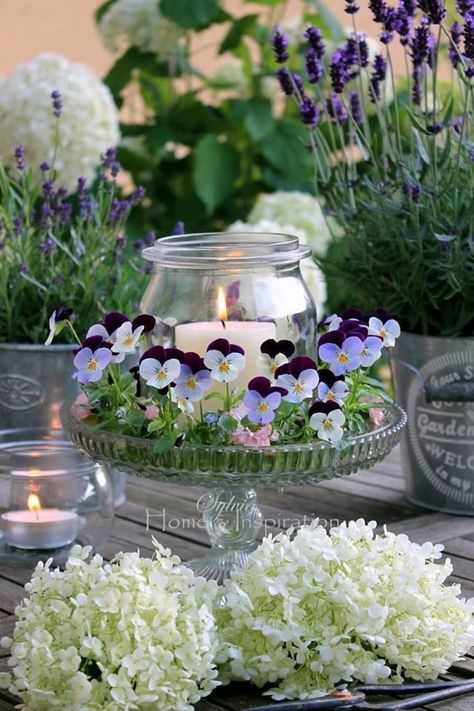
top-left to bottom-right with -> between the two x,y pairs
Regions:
204,350 -> 246,384
217,520 -> 474,701
98,0 -> 182,58
0,53 -> 119,190
112,321 -> 144,354
139,356 -> 181,389
309,407 -> 346,443
5,544 -> 219,710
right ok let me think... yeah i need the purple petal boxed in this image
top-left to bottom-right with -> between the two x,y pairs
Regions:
290,356 -> 317,377
260,339 -> 278,358
104,312 -> 129,334
274,362 -> 290,378
95,348 -> 112,369
318,331 -> 345,347
243,390 -> 263,410
343,336 -> 364,357
184,351 -> 204,373
229,343 -> 245,356
132,314 -> 156,333
166,347 -> 185,363
309,400 -> 342,417
319,342 -> 340,363
278,339 -> 295,358
139,345 -> 167,364
266,391 -> 282,410
207,338 -> 229,355
247,376 -> 271,397
74,347 -> 93,370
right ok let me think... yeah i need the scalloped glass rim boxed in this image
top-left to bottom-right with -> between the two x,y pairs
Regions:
62,403 -> 407,487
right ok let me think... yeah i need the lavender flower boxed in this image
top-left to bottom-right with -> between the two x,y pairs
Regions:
39,238 -> 57,256
51,90 -> 63,118
42,180 -> 55,200
276,67 -> 295,95
305,49 -> 324,84
77,176 -> 87,193
19,263 -> 28,275
14,145 -> 26,171
329,51 -> 348,94
304,26 -> 325,59
457,0 -> 474,15
345,0 -> 360,13
39,204 -> 54,229
130,186 -> 145,205
403,182 -> 422,201
40,161 -> 50,172
173,220 -> 185,235
272,27 -> 289,63
369,54 -> 387,102
145,230 -> 155,246
349,91 -> 364,125
395,7 -> 413,46
411,19 -> 434,67
299,97 -> 320,127
449,22 -> 462,67
326,93 -> 349,124
102,147 -> 117,168
417,0 -> 446,23
13,217 -> 23,237
464,13 -> 474,60
133,239 -> 145,252
403,0 -> 418,13
108,198 -> 130,224
369,0 -> 389,23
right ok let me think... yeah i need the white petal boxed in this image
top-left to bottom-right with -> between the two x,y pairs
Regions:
226,352 -> 246,372
328,410 -> 346,426
309,413 -> 326,430
139,358 -> 162,382
203,350 -> 224,370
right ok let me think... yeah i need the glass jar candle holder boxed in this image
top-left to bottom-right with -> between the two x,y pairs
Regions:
0,430 -> 114,567
141,232 -> 317,362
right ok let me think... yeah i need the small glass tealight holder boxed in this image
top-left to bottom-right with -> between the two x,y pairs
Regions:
0,429 -> 114,566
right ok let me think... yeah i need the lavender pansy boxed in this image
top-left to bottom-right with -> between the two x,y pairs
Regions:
73,339 -> 112,384
317,370 -> 349,405
139,345 -> 182,391
275,356 -> 319,403
243,377 -> 287,425
309,401 -> 346,443
318,331 -> 362,375
204,338 -> 246,383
359,335 -> 384,366
174,352 -> 212,402
368,315 -> 401,347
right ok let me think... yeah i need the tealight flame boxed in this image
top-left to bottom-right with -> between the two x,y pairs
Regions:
27,494 -> 41,513
217,287 -> 227,323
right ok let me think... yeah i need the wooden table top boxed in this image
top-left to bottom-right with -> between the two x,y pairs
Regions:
1,445 -> 474,710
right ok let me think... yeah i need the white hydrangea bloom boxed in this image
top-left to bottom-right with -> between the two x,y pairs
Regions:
0,53 -> 119,190
5,543 -> 219,710
229,219 -> 327,319
212,59 -> 247,91
98,0 -> 182,58
248,191 -> 333,257
217,520 -> 474,700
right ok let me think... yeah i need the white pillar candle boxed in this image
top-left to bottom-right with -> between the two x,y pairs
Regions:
1,494 -> 78,549
175,288 -> 276,411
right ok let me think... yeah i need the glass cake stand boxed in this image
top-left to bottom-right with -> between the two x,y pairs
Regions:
63,404 -> 407,583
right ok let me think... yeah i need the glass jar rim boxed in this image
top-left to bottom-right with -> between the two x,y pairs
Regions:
0,436 -> 98,476
142,232 -> 312,268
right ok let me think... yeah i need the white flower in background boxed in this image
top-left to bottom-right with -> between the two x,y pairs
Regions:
0,53 -> 119,190
217,520 -> 474,701
248,191 -> 332,257
228,219 -> 327,319
212,58 -> 247,91
98,0 -> 182,58
4,544 -> 219,710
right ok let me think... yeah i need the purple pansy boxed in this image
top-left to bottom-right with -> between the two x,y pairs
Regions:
359,335 -> 384,366
309,401 -> 346,443
260,338 -> 295,379
174,352 -> 212,402
243,376 -> 287,425
204,338 -> 246,383
368,313 -> 401,347
275,356 -> 319,403
87,312 -> 155,360
139,345 -> 182,391
73,337 -> 112,384
317,370 -> 349,405
318,331 -> 362,375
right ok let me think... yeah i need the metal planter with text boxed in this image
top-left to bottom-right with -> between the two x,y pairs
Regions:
392,332 -> 474,514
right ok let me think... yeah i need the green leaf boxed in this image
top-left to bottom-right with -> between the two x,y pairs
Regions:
243,97 -> 274,142
161,0 -> 219,29
413,129 -> 430,165
218,414 -> 239,433
104,48 -> 158,102
219,14 -> 258,54
193,135 -> 239,213
153,437 -> 176,454
95,0 -> 116,23
405,108 -> 431,136
261,119 -> 311,177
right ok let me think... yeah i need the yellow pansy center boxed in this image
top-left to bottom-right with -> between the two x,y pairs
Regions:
218,360 -> 230,374
186,377 -> 197,391
337,352 -> 349,365
323,419 -> 334,431
157,369 -> 168,382
326,391 -> 335,401
87,357 -> 99,372
294,382 -> 304,393
258,401 -> 269,414
123,335 -> 135,346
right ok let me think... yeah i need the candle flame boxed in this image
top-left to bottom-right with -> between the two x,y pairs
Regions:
27,494 -> 41,513
217,287 -> 227,322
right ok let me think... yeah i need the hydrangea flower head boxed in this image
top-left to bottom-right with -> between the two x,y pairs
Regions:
4,544 -> 219,710
217,520 -> 474,700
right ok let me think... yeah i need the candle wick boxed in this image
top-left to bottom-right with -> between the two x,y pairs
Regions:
221,320 -> 226,330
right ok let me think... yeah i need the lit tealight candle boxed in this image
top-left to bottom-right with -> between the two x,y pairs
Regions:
1,494 -> 79,550
175,287 -> 276,409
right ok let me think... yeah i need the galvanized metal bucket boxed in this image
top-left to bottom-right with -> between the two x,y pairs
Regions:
392,332 -> 474,514
0,343 -> 126,507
